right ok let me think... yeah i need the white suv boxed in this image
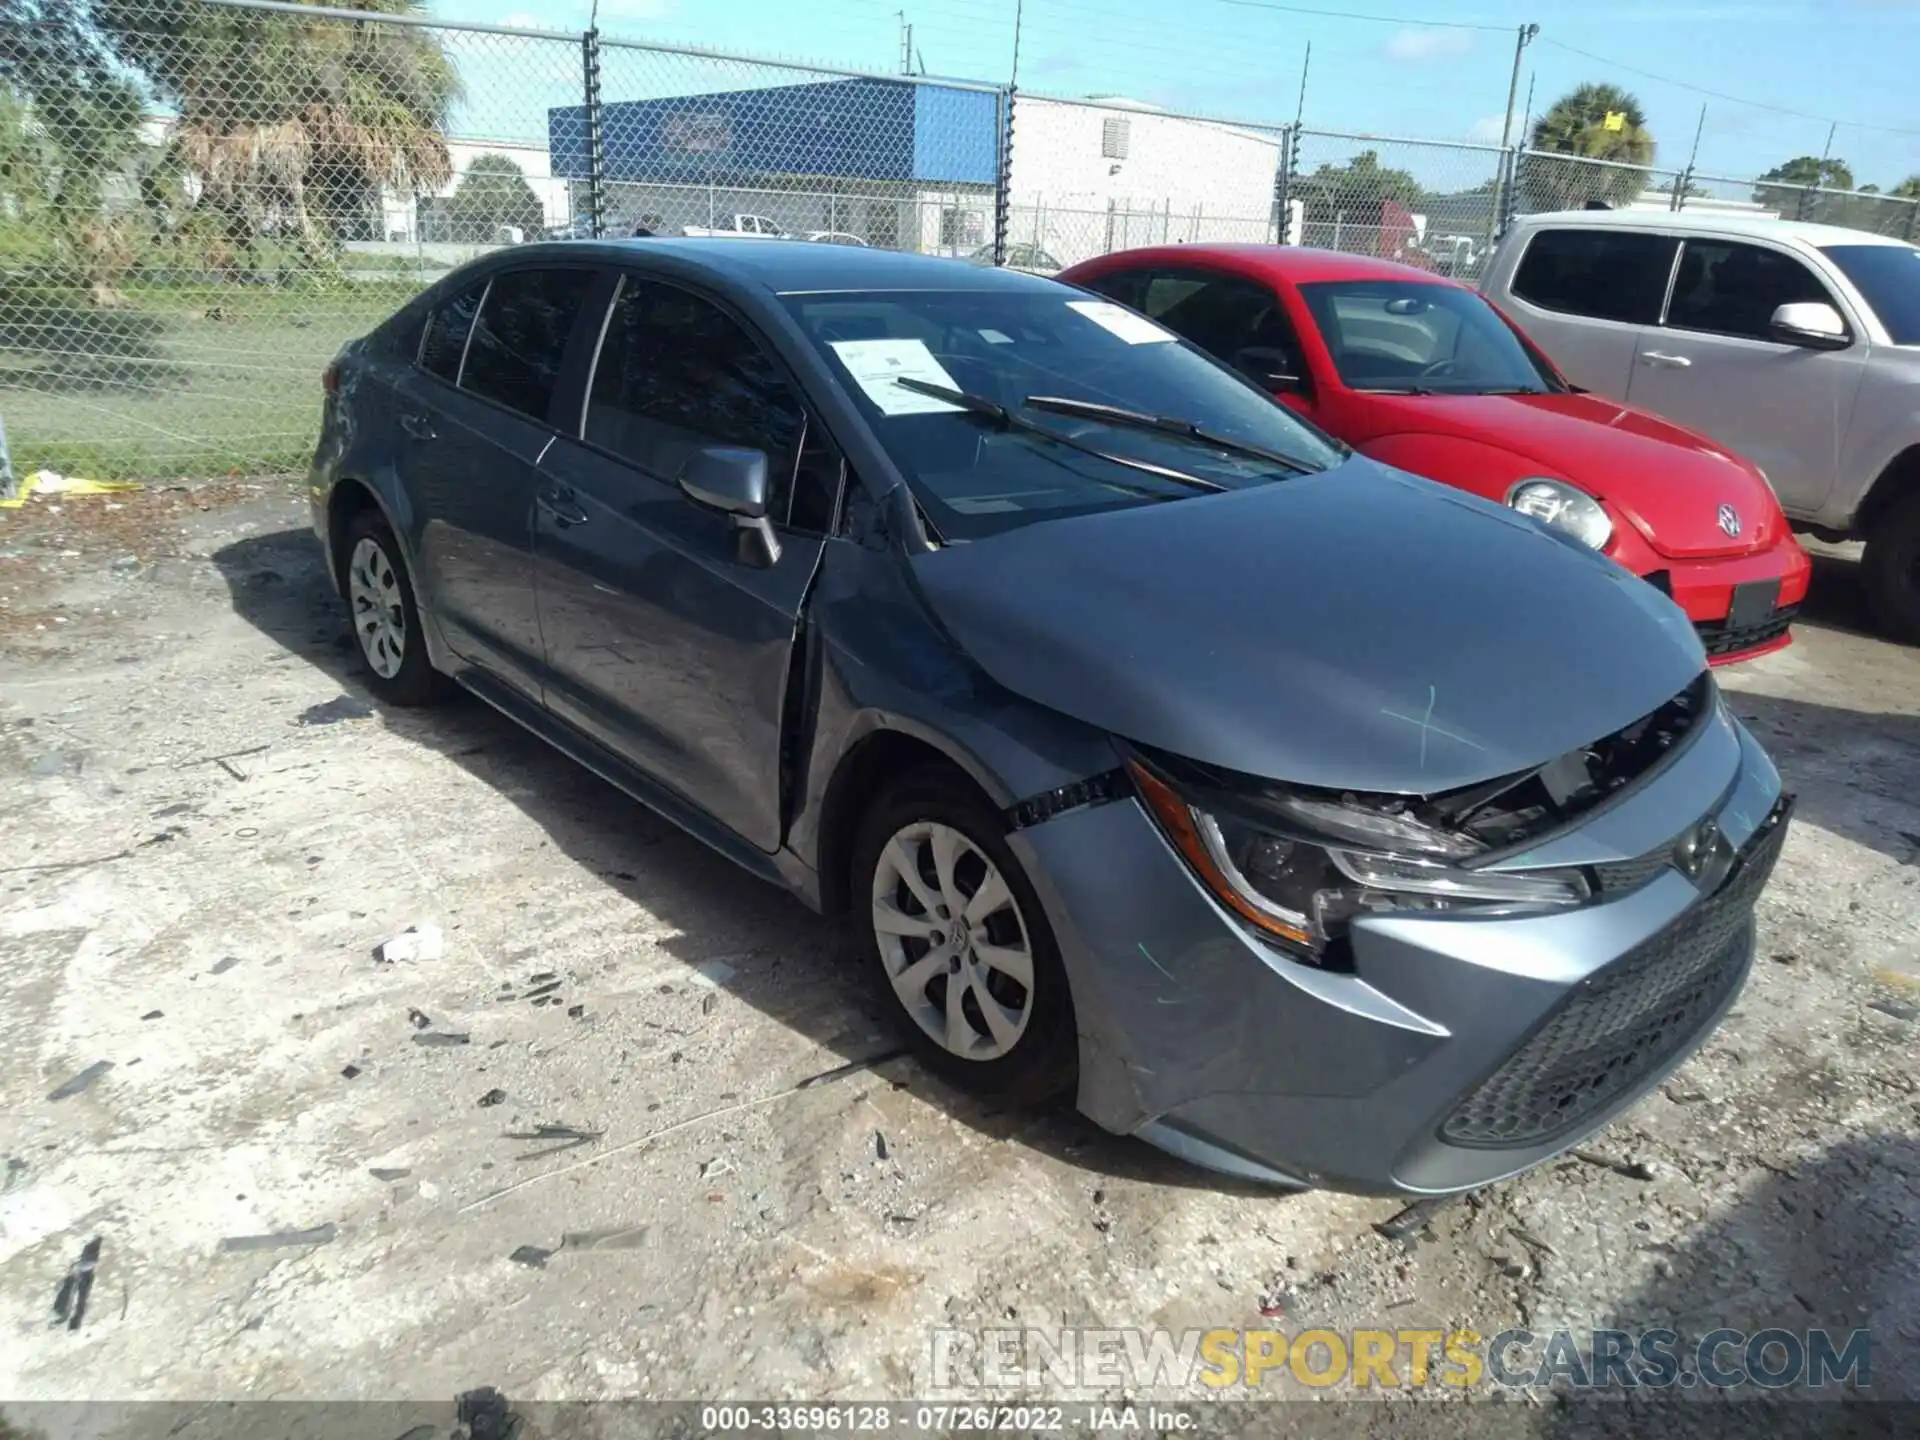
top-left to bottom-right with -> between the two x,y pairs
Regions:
1482,210 -> 1920,641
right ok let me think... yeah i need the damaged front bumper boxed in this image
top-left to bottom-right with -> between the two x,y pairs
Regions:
1011,696 -> 1786,1195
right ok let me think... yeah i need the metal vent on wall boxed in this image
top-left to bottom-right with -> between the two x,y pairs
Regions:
1102,117 -> 1130,160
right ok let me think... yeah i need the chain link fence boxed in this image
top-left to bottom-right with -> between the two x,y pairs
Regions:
5,0 -> 1919,480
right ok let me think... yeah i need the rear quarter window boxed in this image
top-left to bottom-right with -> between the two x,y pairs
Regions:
418,281 -> 486,383
1511,228 -> 1679,325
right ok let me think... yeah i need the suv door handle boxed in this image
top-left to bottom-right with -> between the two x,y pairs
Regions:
536,484 -> 589,527
399,412 -> 436,439
1641,351 -> 1693,369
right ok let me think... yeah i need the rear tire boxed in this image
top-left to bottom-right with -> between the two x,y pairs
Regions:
1863,489 -> 1920,646
851,769 -> 1076,1105
340,509 -> 450,707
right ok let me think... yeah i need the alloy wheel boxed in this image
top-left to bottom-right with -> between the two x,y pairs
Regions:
347,536 -> 406,679
870,820 -> 1035,1061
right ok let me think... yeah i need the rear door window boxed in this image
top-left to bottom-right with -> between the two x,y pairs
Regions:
1665,239 -> 1837,341
1511,228 -> 1679,325
460,267 -> 597,422
417,281 -> 486,383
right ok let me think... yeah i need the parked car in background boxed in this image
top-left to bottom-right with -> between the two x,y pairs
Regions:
311,239 -> 1789,1195
683,213 -> 787,238
970,242 -> 1062,275
1482,210 -> 1920,643
1064,244 -> 1811,663
803,231 -> 869,246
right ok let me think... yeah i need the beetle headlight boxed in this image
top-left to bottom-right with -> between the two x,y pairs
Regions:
1129,759 -> 1590,967
1508,477 -> 1613,550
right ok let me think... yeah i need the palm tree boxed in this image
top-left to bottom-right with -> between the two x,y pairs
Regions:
1519,82 -> 1656,213
98,0 -> 459,266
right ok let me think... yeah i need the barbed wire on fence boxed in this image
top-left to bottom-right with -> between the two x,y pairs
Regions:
4,0 -> 1917,480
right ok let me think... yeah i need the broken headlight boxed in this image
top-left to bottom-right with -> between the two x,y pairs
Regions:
1128,759 -> 1590,967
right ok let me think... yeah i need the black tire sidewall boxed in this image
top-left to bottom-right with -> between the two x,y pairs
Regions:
1864,492 -> 1920,646
851,771 -> 1077,1105
342,511 -> 443,706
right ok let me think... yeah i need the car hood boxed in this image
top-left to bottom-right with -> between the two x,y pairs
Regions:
1368,390 -> 1785,560
911,457 -> 1707,795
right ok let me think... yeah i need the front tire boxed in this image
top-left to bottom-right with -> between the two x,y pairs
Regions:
851,770 -> 1076,1104
341,510 -> 450,706
1863,489 -> 1920,646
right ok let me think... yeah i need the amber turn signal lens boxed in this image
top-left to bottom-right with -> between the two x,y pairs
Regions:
1126,760 -> 1314,947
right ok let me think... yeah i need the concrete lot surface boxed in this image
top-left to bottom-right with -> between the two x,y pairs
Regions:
0,479 -> 1915,1428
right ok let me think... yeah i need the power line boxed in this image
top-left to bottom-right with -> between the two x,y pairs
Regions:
1539,36 -> 1920,138
1189,0 -> 1504,29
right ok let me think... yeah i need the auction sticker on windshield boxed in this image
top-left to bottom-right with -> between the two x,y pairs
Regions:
1067,300 -> 1176,345
828,338 -> 966,415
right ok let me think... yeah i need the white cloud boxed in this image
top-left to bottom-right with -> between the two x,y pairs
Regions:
1385,27 -> 1472,63
1467,114 -> 1509,144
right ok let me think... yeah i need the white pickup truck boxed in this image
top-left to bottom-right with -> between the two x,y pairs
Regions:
681,214 -> 788,239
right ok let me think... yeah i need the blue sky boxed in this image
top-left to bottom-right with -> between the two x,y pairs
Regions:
428,0 -> 1920,191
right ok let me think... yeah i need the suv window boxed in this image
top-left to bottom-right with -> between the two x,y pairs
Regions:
418,281 -> 485,383
585,278 -> 838,531
1666,239 -> 1836,341
1124,270 -> 1305,380
1820,243 -> 1920,344
461,268 -> 597,421
1511,228 -> 1678,325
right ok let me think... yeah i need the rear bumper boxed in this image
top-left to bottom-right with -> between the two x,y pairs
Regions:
1643,539 -> 1812,664
1012,708 -> 1787,1195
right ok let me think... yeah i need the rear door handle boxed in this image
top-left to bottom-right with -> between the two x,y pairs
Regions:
536,485 -> 589,527
1642,351 -> 1692,369
399,412 -> 436,439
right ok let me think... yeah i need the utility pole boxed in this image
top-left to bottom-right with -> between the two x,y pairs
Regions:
1491,22 -> 1539,245
1675,102 -> 1706,211
896,12 -> 913,76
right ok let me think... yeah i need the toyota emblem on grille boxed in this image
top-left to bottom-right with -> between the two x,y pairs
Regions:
1717,503 -> 1742,537
1674,817 -> 1735,892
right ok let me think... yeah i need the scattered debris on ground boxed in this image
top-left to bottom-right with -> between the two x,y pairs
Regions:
216,1224 -> 338,1254
50,1237 -> 102,1331
376,922 -> 443,964
46,1061 -> 113,1102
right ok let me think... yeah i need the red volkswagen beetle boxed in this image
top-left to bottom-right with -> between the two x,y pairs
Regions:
1061,245 -> 1811,663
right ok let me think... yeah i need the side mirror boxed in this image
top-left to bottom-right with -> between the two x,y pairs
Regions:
1234,346 -> 1304,394
677,445 -> 782,566
1769,301 -> 1850,351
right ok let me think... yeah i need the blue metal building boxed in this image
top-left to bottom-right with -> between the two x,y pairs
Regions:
549,77 -> 1000,190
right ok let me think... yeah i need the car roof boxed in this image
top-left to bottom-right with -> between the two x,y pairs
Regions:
1506,208 -> 1915,250
500,237 -> 1065,294
1075,243 -> 1464,287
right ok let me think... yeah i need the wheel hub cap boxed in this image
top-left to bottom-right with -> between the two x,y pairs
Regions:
347,536 -> 406,680
870,820 -> 1035,1062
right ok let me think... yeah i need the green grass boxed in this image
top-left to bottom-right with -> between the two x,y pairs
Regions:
1,279 -> 425,480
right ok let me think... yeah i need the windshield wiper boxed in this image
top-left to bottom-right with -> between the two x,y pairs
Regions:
1024,395 -> 1320,475
893,378 -> 1227,494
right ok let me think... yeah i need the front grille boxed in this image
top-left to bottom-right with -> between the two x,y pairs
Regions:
1592,844 -> 1677,896
1696,605 -> 1798,659
1440,799 -> 1792,1150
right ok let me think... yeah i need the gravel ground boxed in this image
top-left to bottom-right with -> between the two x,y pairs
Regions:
0,479 -> 1914,1433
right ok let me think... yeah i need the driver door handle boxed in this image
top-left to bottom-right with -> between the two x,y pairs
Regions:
536,484 -> 589,527
1642,351 -> 1692,369
399,411 -> 436,439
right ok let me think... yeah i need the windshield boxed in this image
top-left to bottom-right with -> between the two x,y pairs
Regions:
1819,243 -> 1920,345
1298,280 -> 1560,395
782,287 -> 1343,541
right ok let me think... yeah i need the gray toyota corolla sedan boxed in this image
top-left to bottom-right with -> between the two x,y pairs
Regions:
309,239 -> 1790,1195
